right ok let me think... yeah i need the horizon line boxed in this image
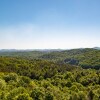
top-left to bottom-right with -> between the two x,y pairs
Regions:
0,47 -> 99,50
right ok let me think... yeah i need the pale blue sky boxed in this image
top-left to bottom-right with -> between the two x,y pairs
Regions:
0,0 -> 100,49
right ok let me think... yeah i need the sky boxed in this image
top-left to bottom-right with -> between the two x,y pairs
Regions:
0,0 -> 100,49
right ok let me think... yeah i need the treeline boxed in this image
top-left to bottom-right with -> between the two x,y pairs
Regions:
0,48 -> 100,69
40,48 -> 100,69
0,57 -> 76,79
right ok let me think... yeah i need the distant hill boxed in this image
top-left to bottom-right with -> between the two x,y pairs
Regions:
0,49 -> 63,59
39,48 -> 100,69
0,48 -> 100,69
93,47 -> 100,50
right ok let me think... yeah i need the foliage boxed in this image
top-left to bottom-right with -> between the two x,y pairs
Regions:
0,48 -> 100,99
0,48 -> 100,69
0,68 -> 100,100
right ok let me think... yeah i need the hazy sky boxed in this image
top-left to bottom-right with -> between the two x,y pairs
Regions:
0,0 -> 100,49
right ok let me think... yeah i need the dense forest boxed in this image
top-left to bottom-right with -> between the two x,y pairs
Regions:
0,48 -> 100,100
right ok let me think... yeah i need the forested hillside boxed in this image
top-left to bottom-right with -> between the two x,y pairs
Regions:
0,48 -> 100,69
0,48 -> 100,100
0,51 -> 47,59
40,48 -> 100,69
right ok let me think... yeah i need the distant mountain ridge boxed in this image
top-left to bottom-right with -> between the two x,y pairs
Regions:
93,47 -> 100,50
0,49 -> 63,52
0,47 -> 100,52
0,48 -> 100,69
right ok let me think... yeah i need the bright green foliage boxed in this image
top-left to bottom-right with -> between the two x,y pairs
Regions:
16,93 -> 33,100
0,48 -> 100,100
0,79 -> 6,90
0,69 -> 100,100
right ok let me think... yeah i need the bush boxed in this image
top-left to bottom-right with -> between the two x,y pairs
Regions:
16,93 -> 32,100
